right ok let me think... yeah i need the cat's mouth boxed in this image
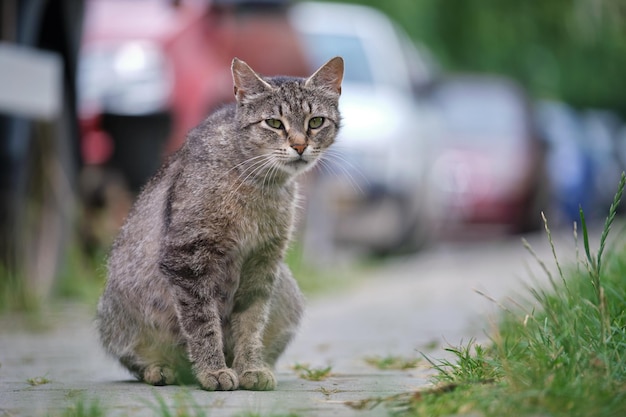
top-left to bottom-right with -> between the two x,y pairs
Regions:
287,156 -> 309,166
283,157 -> 311,173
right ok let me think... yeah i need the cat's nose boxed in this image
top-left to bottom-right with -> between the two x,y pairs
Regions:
291,143 -> 307,155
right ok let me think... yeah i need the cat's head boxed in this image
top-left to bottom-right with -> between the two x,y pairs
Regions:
231,56 -> 343,179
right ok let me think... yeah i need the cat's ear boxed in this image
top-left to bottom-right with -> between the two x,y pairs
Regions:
305,56 -> 344,96
232,58 -> 273,103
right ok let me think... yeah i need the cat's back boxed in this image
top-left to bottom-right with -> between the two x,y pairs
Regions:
184,105 -> 237,159
105,156 -> 179,285
107,106 -> 236,275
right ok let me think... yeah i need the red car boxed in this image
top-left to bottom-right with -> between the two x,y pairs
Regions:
429,75 -> 548,236
78,0 -> 310,191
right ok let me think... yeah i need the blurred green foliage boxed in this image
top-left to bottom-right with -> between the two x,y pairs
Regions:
326,0 -> 626,116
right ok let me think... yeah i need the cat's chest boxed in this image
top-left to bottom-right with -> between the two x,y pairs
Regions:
237,192 -> 295,248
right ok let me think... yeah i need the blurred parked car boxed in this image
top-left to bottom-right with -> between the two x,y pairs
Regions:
428,75 -> 547,236
76,0 -> 311,247
535,100 -> 594,225
78,0 -> 310,193
290,2 -> 439,256
580,109 -> 624,214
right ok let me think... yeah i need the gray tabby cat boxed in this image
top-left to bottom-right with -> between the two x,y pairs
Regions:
96,56 -> 343,391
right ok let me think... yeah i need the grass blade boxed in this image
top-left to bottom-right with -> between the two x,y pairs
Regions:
579,205 -> 595,271
597,172 -> 625,275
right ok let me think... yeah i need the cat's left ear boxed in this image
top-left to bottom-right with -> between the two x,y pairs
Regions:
232,58 -> 273,103
305,56 -> 344,96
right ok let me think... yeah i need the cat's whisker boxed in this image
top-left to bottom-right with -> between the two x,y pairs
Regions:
318,151 -> 366,195
267,159 -> 285,198
316,157 -> 363,196
232,154 -> 274,178
227,153 -> 272,175
303,148 -> 333,176
245,155 -> 280,189
260,156 -> 278,196
314,157 -> 337,179
236,153 -> 275,179
226,154 -> 276,201
328,149 -> 367,178
323,148 -> 368,182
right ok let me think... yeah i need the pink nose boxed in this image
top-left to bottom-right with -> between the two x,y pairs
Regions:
291,143 -> 307,155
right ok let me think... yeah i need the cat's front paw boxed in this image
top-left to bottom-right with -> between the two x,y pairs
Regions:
196,368 -> 239,391
143,364 -> 176,386
239,368 -> 276,391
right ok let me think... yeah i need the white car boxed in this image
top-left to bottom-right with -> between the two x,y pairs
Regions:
290,2 -> 440,255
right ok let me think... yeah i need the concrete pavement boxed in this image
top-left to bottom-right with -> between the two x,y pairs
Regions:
0,228 -> 585,416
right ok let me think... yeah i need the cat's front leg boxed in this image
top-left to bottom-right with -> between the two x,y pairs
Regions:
173,285 -> 239,391
230,285 -> 277,391
160,249 -> 239,391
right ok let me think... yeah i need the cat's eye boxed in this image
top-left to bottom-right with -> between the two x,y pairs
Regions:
308,117 -> 324,129
266,118 -> 284,129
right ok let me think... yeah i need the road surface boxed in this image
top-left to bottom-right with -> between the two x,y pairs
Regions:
0,226 -> 592,416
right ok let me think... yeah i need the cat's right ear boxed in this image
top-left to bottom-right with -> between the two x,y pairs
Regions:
305,56 -> 344,96
232,58 -> 273,104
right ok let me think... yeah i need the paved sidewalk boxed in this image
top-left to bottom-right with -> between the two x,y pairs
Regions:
0,230 -> 580,416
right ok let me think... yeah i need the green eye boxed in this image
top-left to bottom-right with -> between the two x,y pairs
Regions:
308,117 -> 324,129
266,118 -> 284,129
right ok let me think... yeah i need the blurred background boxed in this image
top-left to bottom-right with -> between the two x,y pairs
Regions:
1,0 -> 625,311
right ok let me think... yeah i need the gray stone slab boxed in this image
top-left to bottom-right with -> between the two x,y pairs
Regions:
0,228 -> 587,416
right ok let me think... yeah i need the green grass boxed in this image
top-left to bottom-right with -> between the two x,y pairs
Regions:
54,240 -> 107,306
27,375 -> 51,386
49,398 -> 106,417
364,354 -> 422,371
144,391 -> 208,417
52,393 -> 303,417
236,413 -> 301,417
0,236 -> 106,315
0,264 -> 40,313
292,363 -> 334,381
384,172 -> 626,416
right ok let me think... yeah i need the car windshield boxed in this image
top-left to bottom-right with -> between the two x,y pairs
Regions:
435,84 -> 527,142
300,33 -> 373,85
